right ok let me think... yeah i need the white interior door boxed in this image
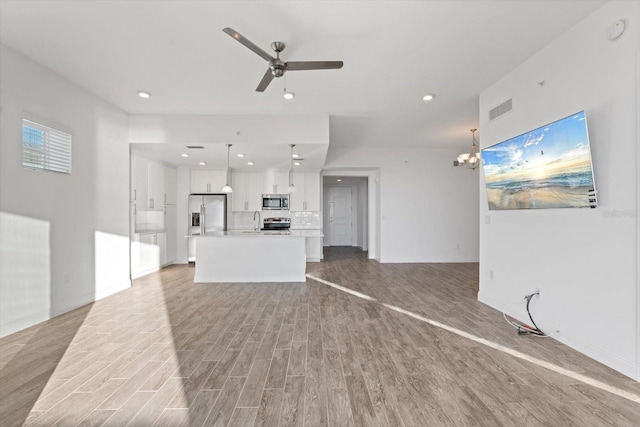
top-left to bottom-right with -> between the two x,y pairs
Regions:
329,186 -> 352,246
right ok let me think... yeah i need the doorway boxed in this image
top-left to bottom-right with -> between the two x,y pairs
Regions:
323,176 -> 370,254
321,170 -> 378,260
328,186 -> 352,246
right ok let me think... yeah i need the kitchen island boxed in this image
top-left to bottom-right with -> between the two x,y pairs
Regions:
191,230 -> 323,283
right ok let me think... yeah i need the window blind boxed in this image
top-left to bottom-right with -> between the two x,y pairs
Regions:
22,119 -> 72,174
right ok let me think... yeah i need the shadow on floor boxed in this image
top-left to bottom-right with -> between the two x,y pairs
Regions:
0,304 -> 92,426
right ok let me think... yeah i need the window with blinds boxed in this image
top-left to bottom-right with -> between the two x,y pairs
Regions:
22,119 -> 72,174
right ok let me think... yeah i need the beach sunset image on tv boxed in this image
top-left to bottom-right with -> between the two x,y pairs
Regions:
481,111 -> 596,210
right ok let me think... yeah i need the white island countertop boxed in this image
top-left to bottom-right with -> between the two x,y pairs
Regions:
188,229 -> 323,238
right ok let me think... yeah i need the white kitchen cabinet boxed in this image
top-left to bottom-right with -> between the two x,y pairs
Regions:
157,232 -> 167,266
130,154 -> 137,202
147,161 -> 162,210
263,170 -> 289,194
290,172 -> 321,211
191,169 -> 227,193
162,165 -> 177,205
232,172 -> 263,212
131,154 -> 165,211
304,173 -> 320,211
305,236 -> 323,262
131,232 -> 167,278
164,205 -> 177,264
132,154 -> 149,207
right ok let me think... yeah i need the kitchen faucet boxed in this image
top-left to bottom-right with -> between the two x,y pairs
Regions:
253,211 -> 261,231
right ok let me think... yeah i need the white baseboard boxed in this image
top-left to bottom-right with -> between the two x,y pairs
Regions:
0,311 -> 50,338
1,279 -> 131,339
95,280 -> 131,300
131,266 -> 161,279
380,256 -> 480,263
478,291 -> 638,381
52,279 -> 132,317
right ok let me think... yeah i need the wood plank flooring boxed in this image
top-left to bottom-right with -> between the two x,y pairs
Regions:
1,247 -> 639,426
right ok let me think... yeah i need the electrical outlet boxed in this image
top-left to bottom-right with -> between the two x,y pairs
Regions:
489,270 -> 494,280
485,215 -> 491,224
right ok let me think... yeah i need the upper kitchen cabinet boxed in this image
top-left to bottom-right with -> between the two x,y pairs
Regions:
132,154 -> 148,207
131,153 -> 176,210
147,161 -> 162,210
290,172 -> 321,211
162,165 -> 177,205
132,154 -> 161,211
191,169 -> 227,194
263,170 -> 289,194
232,172 -> 263,212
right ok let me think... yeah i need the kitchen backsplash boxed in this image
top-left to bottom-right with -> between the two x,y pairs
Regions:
229,210 -> 321,230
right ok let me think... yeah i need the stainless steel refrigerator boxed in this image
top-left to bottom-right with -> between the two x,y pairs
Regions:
188,194 -> 226,262
188,194 -> 227,235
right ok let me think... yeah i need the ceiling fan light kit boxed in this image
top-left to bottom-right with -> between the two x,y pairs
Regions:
223,27 -> 343,92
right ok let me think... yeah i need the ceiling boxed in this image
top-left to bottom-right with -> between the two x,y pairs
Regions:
131,142 -> 329,171
0,0 -> 606,163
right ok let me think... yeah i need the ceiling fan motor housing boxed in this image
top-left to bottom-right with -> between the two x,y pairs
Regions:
269,58 -> 286,77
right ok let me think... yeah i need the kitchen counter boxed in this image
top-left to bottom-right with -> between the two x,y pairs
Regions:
192,230 -> 321,283
189,229 -> 323,238
136,229 -> 166,235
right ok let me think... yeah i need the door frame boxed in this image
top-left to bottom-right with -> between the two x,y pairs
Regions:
321,169 -> 379,261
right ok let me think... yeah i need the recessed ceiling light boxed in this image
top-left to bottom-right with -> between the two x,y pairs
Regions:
199,162 -> 206,166
294,162 -> 301,166
247,161 -> 254,166
292,153 -> 300,158
137,91 -> 151,99
283,91 -> 295,100
337,178 -> 342,182
237,153 -> 245,158
422,93 -> 435,101
181,153 -> 189,158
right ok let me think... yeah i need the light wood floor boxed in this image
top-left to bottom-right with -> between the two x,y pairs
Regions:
1,247 -> 639,426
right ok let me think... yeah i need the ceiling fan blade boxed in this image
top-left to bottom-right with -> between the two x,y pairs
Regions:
255,69 -> 274,92
286,61 -> 344,71
223,27 -> 274,62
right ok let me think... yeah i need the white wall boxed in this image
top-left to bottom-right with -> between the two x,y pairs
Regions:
324,148 -> 479,263
478,1 -> 639,380
0,45 -> 130,337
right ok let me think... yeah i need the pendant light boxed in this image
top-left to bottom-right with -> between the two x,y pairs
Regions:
457,129 -> 481,170
288,144 -> 297,193
221,144 -> 233,193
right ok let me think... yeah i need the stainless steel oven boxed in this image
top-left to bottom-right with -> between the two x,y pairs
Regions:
262,194 -> 289,210
262,217 -> 291,231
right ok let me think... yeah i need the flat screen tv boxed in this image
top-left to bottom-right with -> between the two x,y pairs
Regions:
481,111 -> 597,210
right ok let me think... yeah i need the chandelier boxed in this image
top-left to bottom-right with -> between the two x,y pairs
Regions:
457,128 -> 480,170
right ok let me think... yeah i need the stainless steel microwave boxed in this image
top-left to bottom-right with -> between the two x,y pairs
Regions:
262,194 -> 289,210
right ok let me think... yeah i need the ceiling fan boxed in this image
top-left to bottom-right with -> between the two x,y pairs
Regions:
223,27 -> 344,92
